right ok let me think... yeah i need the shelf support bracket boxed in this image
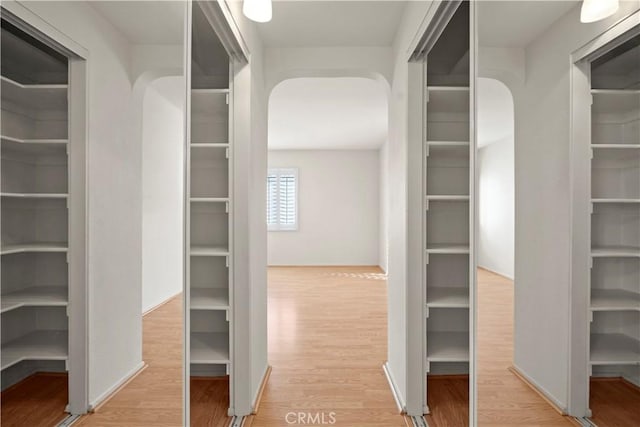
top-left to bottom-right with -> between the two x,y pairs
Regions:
225,256 -> 229,268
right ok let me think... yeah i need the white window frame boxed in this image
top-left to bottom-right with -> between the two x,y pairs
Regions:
267,167 -> 299,231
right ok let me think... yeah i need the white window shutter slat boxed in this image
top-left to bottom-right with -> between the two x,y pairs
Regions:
266,168 -> 298,230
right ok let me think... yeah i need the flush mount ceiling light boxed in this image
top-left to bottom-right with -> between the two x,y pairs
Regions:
243,0 -> 272,23
581,0 -> 619,23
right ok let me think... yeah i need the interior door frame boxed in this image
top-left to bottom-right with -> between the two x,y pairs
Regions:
1,1 -> 90,415
568,10 -> 640,418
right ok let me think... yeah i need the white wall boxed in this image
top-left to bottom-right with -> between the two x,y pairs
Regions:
17,0 -> 141,406
379,142 -> 389,272
478,136 -> 514,279
141,76 -> 184,313
510,0 -> 640,412
478,77 -> 514,279
268,150 -> 380,266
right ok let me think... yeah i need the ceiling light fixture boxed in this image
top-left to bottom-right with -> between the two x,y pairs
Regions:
243,0 -> 272,23
580,0 -> 619,23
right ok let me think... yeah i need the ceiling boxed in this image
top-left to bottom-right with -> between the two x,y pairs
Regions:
269,78 -> 388,150
479,0 -> 579,47
478,78 -> 514,147
256,0 -> 407,47
91,1 -> 184,44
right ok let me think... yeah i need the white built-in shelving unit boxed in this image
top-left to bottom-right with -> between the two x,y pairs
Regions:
0,17 -> 74,397
418,0 -> 475,420
587,33 -> 640,418
185,1 -> 234,423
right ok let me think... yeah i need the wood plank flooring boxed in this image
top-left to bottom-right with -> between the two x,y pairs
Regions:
425,375 -> 469,426
589,378 -> 640,427
0,372 -> 69,427
4,268 -> 637,427
190,377 -> 231,427
246,266 -> 405,427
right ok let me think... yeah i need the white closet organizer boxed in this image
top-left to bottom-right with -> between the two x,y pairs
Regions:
186,0 -> 233,420
423,0 -> 474,416
0,19 -> 72,392
588,34 -> 640,405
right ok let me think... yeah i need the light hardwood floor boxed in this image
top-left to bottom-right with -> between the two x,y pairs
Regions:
4,268 -> 636,426
246,266 -> 405,427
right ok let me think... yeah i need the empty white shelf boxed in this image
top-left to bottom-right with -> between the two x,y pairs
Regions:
592,89 -> 640,114
592,198 -> 640,204
426,287 -> 470,308
427,140 -> 469,147
190,332 -> 230,364
1,135 -> 68,145
426,195 -> 470,202
427,86 -> 470,92
591,289 -> 640,312
190,245 -> 229,257
591,144 -> 640,149
590,333 -> 640,365
1,243 -> 68,255
1,286 -> 68,314
591,246 -> 640,258
190,142 -> 229,148
426,332 -> 469,363
1,76 -> 67,111
191,88 -> 229,94
1,330 -> 68,370
1,192 -> 68,199
190,288 -> 229,310
426,245 -> 470,255
190,197 -> 229,203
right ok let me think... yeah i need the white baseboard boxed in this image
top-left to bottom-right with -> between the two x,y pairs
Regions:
88,361 -> 147,411
511,364 -> 567,414
383,362 -> 406,413
252,364 -> 272,413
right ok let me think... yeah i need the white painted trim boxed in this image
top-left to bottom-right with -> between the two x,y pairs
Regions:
198,0 -> 250,62
512,364 -> 568,414
383,362 -> 406,413
1,0 -> 89,58
572,10 -> 640,62
88,362 -> 146,411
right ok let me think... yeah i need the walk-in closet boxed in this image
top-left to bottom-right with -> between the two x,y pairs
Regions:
1,12 -> 86,426
185,1 -> 234,424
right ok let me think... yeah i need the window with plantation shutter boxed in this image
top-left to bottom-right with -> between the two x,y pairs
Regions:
267,168 -> 298,231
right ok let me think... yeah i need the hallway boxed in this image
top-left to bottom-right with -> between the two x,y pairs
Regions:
246,266 -> 404,427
